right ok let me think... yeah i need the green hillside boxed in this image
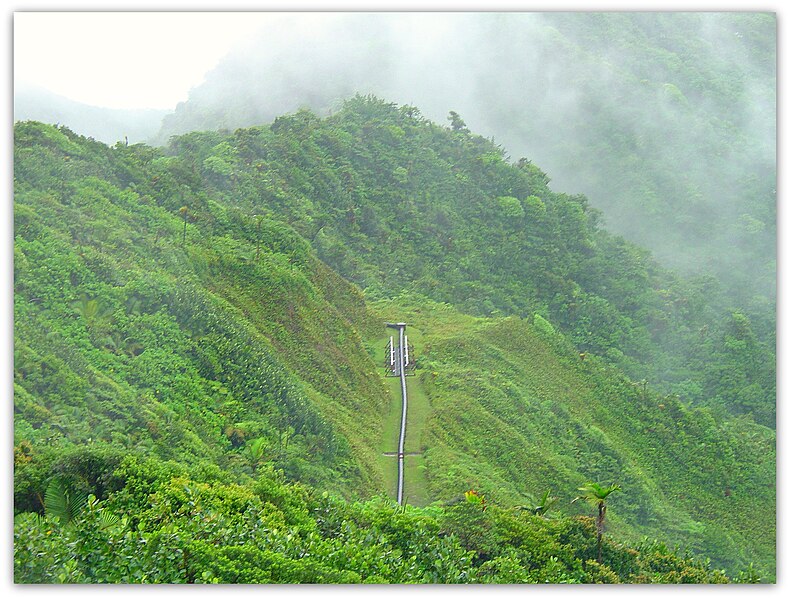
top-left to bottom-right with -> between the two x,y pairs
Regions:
371,296 -> 774,575
167,96 -> 775,427
13,102 -> 775,582
14,121 -> 389,498
153,13 -> 775,320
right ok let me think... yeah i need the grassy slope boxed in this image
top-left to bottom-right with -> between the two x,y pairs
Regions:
13,121 -> 775,578
13,122 -> 390,498
205,256 -> 391,495
367,295 -> 775,577
365,323 -> 431,506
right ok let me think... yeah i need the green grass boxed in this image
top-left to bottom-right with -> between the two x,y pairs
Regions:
360,295 -> 775,577
365,319 -> 432,506
402,454 -> 429,507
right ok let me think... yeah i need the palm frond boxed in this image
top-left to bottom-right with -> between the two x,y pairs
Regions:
97,509 -> 121,531
574,482 -> 622,505
44,477 -> 88,526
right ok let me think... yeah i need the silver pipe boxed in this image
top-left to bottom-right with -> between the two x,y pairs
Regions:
396,325 -> 408,505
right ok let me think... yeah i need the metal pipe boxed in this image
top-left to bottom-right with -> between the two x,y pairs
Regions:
396,325 -> 408,505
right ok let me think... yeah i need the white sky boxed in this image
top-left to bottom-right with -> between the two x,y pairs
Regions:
14,12 -> 277,110
13,1 -> 779,111
9,6 -> 513,111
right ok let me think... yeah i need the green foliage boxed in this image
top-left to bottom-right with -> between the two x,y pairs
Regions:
14,459 -> 739,583
532,313 -> 556,337
520,489 -> 559,517
574,481 -> 622,506
147,94 -> 774,426
573,482 -> 622,563
377,300 -> 774,578
245,437 -> 267,473
13,119 -> 389,497
496,196 -> 525,220
13,96 -> 774,582
44,477 -> 88,527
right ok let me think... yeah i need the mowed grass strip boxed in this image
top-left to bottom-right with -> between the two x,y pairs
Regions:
366,321 -> 432,505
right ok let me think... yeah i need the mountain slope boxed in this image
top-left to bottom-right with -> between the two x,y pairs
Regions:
152,12 -> 775,315
163,96 -> 775,427
14,84 -> 167,145
372,296 -> 774,575
14,120 -> 389,498
13,109 -> 775,578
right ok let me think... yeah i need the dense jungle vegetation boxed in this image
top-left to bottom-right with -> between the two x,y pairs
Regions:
168,96 -> 776,427
13,96 -> 775,582
154,13 -> 775,322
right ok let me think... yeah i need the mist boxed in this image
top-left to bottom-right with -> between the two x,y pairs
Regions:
14,83 -> 169,144
149,13 -> 775,308
14,12 -> 774,308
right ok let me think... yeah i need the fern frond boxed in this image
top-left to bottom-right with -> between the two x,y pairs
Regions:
44,477 -> 88,526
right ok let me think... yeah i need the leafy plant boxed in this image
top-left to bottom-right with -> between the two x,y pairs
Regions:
573,481 -> 622,564
519,489 -> 559,517
44,477 -> 88,527
245,437 -> 267,474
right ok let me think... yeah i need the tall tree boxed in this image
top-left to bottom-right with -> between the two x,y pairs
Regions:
573,482 -> 621,564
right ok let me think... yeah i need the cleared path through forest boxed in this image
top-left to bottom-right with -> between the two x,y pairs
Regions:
370,319 -> 430,506
391,323 -> 408,505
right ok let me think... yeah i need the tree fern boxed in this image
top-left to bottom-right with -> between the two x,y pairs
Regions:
573,482 -> 622,564
245,437 -> 267,474
519,489 -> 559,517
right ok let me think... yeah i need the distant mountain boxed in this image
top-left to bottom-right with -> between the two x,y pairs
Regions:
152,13 -> 776,311
14,84 -> 167,145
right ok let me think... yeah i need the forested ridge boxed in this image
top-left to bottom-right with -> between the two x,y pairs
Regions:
154,13 -> 775,318
13,96 -> 775,582
172,96 -> 775,427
